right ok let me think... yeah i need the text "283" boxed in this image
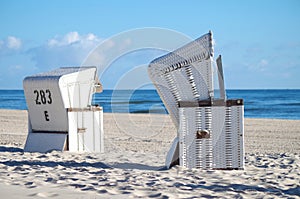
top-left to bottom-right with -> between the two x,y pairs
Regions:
34,89 -> 52,105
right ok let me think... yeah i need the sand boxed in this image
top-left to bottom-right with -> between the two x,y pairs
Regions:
0,109 -> 299,198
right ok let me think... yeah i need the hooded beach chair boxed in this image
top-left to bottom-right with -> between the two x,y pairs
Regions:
23,67 -> 104,153
148,31 -> 244,169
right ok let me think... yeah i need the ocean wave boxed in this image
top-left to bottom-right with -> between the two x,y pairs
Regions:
130,109 -> 167,114
274,102 -> 300,106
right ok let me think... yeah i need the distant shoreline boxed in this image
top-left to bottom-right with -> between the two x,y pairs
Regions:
1,89 -> 300,120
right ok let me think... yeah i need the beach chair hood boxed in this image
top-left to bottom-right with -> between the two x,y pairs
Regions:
148,31 -> 214,127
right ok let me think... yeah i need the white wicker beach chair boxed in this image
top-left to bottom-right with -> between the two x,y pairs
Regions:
148,31 -> 244,169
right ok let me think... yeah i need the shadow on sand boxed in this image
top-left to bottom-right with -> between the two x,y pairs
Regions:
0,146 -> 165,171
108,162 -> 166,171
0,146 -> 23,152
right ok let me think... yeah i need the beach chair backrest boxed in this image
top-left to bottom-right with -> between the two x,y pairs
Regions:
148,32 -> 215,127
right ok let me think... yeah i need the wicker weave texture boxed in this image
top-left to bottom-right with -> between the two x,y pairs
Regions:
148,32 -> 214,127
179,105 -> 244,169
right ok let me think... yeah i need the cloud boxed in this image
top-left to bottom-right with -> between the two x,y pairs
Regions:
27,32 -> 102,69
6,36 -> 22,50
47,32 -> 101,48
0,36 -> 22,54
244,58 -> 269,72
48,32 -> 80,46
258,59 -> 268,67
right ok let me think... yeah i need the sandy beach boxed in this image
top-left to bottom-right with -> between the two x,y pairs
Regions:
0,109 -> 299,198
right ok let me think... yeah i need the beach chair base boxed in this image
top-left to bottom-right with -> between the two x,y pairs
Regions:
24,106 -> 104,153
177,99 -> 244,170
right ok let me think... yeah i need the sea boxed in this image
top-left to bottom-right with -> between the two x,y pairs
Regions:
0,89 -> 299,120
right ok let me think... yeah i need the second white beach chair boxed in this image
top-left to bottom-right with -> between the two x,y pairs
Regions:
23,67 -> 104,153
148,31 -> 244,169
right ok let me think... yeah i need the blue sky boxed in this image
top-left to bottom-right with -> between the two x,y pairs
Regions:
0,0 -> 299,89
